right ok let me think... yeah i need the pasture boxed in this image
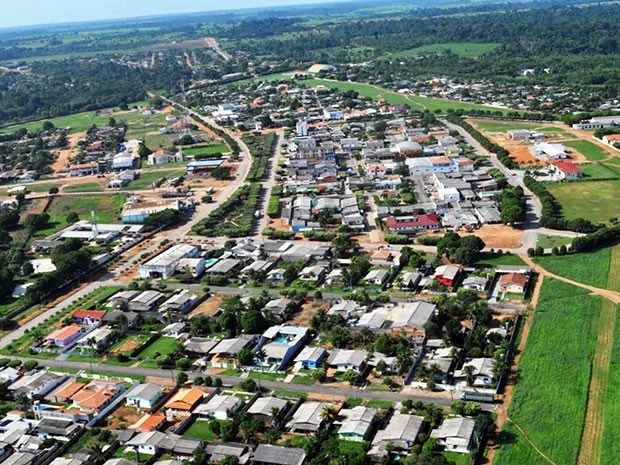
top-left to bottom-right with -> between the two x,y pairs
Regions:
546,180 -> 620,224
600,307 -> 620,465
183,144 -> 230,156
498,279 -> 603,465
580,163 -> 619,180
392,42 -> 501,58
564,140 -> 610,162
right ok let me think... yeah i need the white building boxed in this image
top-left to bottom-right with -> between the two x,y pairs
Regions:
138,244 -> 199,279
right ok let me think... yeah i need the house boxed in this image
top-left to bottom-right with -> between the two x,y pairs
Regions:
128,290 -> 166,312
205,258 -> 241,276
246,396 -> 289,423
294,347 -> 328,369
429,156 -> 454,173
160,290 -> 198,314
325,268 -> 344,285
327,300 -> 362,320
455,358 -> 495,387
205,442 -> 251,464
101,311 -> 142,329
35,417 -> 82,441
390,301 -> 437,338
70,379 -> 125,412
430,417 -> 476,454
298,265 -> 326,282
129,413 -> 166,432
164,388 -> 205,415
138,244 -> 200,280
267,268 -> 286,281
9,370 -> 68,399
386,214 -> 442,234
183,338 -> 219,358
370,249 -> 401,267
148,149 -> 184,166
76,327 -> 115,352
126,383 -> 164,410
162,322 -> 189,338
499,273 -> 529,294
336,406 -> 378,442
0,367 -> 20,386
45,325 -> 83,347
69,163 -> 99,177
534,143 -> 568,159
251,444 -> 306,465
286,402 -> 331,433
363,269 -> 390,286
398,271 -> 422,289
193,394 -> 244,420
177,258 -> 206,278
434,265 -> 461,287
50,380 -> 86,403
507,129 -> 531,141
264,298 -> 292,319
123,431 -> 167,455
462,276 -> 488,291
327,349 -> 367,372
72,310 -> 106,326
257,326 -> 308,370
209,335 -> 258,368
370,413 -> 425,458
551,160 -> 583,180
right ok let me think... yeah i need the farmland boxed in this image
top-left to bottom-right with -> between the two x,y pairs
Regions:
564,140 -> 610,162
496,279 -> 603,465
391,42 -> 501,58
546,180 -> 620,224
534,248 -> 611,289
600,309 -> 620,465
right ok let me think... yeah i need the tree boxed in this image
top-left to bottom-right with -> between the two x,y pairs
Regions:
312,368 -> 327,382
176,372 -> 188,386
343,369 -> 359,385
66,212 -> 80,224
48,186 -> 59,194
319,405 -> 338,423
463,365 -> 476,386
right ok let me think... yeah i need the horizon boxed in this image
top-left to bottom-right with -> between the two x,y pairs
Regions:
0,0 -> 350,30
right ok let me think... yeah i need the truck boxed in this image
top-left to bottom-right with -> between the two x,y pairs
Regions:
459,387 -> 496,403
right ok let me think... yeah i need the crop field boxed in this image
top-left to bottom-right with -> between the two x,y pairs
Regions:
494,423 -> 550,465
534,247 -> 611,289
497,279 -> 603,465
600,307 -> 620,465
564,140 -> 610,162
392,42 -> 501,58
34,194 -> 126,238
546,180 -> 620,224
580,163 -> 620,180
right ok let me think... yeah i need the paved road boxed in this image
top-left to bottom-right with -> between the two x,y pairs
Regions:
20,356 -> 489,409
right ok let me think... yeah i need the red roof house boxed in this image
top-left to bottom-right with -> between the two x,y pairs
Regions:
551,161 -> 583,180
73,310 -> 107,325
386,213 -> 442,234
434,265 -> 461,287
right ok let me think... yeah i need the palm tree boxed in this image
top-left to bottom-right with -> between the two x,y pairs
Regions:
255,349 -> 267,390
319,405 -> 338,424
463,364 -> 476,386
269,406 -> 281,426
89,443 -> 106,464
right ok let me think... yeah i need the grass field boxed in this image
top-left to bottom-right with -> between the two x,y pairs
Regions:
534,247 -> 611,289
535,234 -> 574,250
183,144 -> 229,156
183,419 -> 219,440
497,279 -> 603,465
472,252 -> 526,268
580,163 -> 620,180
296,78 -> 512,115
136,336 -> 178,359
564,140 -> 610,162
120,169 -> 185,191
469,120 -> 542,132
494,423 -> 550,465
547,180 -> 620,224
33,194 -> 126,238
600,303 -> 620,465
392,42 -> 500,58
62,182 -> 104,193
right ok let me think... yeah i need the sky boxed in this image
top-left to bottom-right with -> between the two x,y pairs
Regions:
0,0 -> 346,29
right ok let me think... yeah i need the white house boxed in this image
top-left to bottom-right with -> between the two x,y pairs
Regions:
193,394 -> 244,420
430,417 -> 476,454
126,383 -> 164,410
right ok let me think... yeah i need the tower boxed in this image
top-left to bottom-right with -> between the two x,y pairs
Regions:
91,211 -> 99,240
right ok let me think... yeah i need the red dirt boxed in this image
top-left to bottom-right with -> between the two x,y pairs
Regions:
51,132 -> 85,173
288,302 -> 328,327
190,295 -> 224,317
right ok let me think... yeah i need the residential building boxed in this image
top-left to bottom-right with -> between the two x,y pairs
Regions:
193,394 -> 244,420
298,265 -> 327,282
370,412 -> 425,458
183,338 -> 219,358
551,160 -> 583,180
126,383 -> 164,410
148,149 -> 184,165
76,327 -> 115,352
209,335 -> 258,368
160,290 -> 198,313
336,406 -> 378,442
499,273 -> 529,294
72,310 -> 106,326
206,442 -> 251,465
434,265 -> 461,287
286,402 -> 330,433
70,379 -> 125,413
246,397 -> 289,423
251,444 -> 306,465
257,326 -> 308,370
327,349 -> 367,372
327,301 -> 362,320
429,156 -> 454,173
164,388 -> 206,415
363,269 -> 389,286
462,276 -> 488,291
385,214 -> 442,234
294,347 -> 328,369
129,290 -> 165,312
70,162 -> 99,177
162,322 -> 189,338
455,358 -> 495,387
138,244 -> 200,280
430,417 -> 476,454
45,325 -> 83,348
9,371 -> 67,399
128,413 -> 166,432
370,249 -> 401,267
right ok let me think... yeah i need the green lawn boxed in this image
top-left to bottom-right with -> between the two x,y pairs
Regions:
564,140 -> 610,162
469,120 -> 542,133
580,163 -> 619,180
547,180 -> 620,224
442,452 -> 471,465
62,182 -> 104,193
535,234 -> 574,250
498,279 -> 603,465
534,248 -> 610,289
32,194 -> 126,238
365,399 -> 394,409
472,252 -> 526,269
391,42 -> 501,58
67,353 -> 103,363
183,419 -> 219,441
121,169 -> 185,190
136,336 -> 178,359
183,144 -> 230,156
